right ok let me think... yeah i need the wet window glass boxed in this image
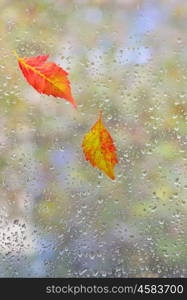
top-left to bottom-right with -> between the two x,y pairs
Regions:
0,0 -> 186,277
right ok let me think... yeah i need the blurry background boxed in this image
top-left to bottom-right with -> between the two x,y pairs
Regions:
0,0 -> 186,277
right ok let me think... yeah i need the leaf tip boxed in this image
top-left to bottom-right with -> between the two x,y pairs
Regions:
71,99 -> 77,109
107,169 -> 116,180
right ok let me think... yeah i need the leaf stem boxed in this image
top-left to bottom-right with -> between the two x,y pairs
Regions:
12,50 -> 19,59
99,110 -> 103,120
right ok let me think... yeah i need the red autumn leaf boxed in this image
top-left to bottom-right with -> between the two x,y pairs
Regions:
82,111 -> 118,180
13,51 -> 77,108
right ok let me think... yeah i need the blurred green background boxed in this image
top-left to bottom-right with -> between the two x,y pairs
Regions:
0,0 -> 186,277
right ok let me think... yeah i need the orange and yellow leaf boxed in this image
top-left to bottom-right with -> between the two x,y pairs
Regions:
82,112 -> 118,180
13,51 -> 77,108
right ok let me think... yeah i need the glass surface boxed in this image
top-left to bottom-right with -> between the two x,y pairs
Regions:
0,0 -> 186,277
